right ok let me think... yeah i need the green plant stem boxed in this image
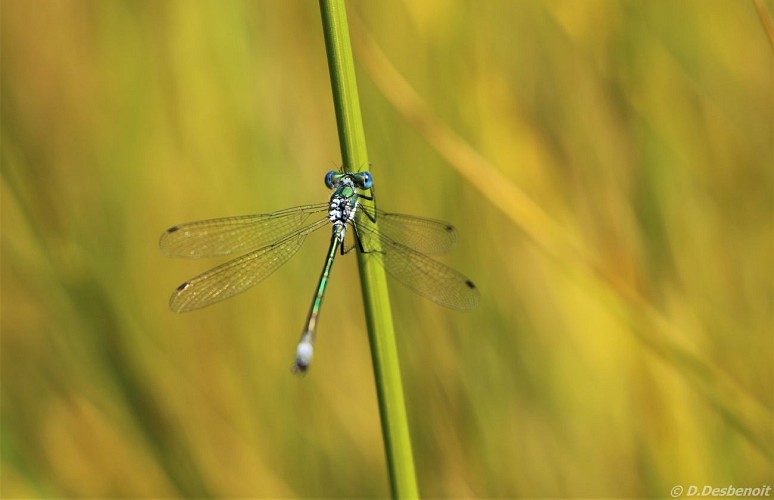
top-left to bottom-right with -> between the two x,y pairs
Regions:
318,1 -> 418,498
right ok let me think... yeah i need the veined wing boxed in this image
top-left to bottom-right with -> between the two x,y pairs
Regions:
356,223 -> 479,311
160,203 -> 329,258
169,218 -> 329,312
356,206 -> 457,255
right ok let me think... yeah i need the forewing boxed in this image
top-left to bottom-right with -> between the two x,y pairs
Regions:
160,203 -> 328,258
356,207 -> 457,255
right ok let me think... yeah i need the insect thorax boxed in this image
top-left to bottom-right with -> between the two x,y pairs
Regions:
328,187 -> 358,226
329,195 -> 357,223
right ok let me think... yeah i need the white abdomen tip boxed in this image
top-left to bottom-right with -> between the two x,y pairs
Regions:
292,340 -> 314,374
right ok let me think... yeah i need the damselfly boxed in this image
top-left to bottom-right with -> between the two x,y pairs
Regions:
160,170 -> 478,373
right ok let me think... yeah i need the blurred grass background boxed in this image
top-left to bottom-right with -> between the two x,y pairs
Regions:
1,0 -> 772,498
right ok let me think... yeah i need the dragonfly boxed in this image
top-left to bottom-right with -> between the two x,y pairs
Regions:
160,169 -> 479,373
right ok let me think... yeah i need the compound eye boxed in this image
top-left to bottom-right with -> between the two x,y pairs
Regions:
358,171 -> 373,189
324,171 -> 337,189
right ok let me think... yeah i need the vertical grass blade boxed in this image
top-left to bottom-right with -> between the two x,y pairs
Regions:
318,1 -> 419,498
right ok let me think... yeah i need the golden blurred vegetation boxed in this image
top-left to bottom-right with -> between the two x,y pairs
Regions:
1,1 -> 772,498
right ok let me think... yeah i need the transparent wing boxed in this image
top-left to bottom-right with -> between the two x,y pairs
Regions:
356,223 -> 479,311
355,206 -> 457,255
169,219 -> 328,312
160,203 -> 329,258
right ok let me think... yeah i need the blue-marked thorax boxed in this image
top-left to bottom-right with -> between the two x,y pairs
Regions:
328,177 -> 359,226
